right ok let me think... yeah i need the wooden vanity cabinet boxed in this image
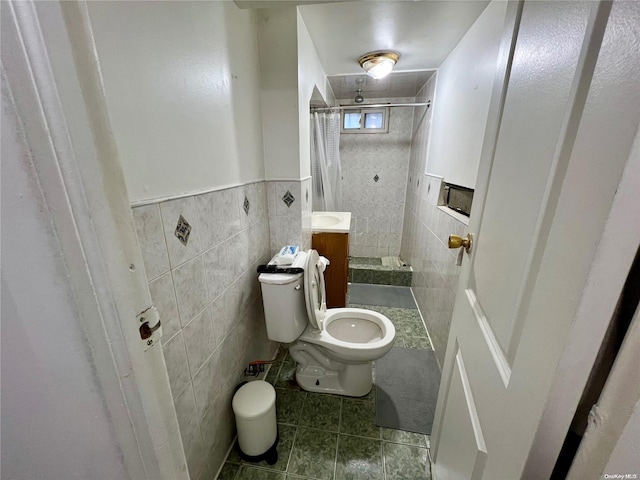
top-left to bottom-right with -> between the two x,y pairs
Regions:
312,232 -> 349,308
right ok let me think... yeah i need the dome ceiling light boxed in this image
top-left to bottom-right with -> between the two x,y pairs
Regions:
358,51 -> 400,80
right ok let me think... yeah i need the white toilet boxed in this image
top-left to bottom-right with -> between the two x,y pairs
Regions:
258,249 -> 396,397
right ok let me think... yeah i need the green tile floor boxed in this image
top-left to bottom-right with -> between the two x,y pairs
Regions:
217,288 -> 433,480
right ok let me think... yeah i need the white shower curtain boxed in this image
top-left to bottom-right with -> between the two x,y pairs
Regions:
311,112 -> 342,211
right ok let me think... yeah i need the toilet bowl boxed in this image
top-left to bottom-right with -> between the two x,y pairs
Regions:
258,249 -> 395,397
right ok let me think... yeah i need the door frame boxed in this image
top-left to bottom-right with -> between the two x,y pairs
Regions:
2,1 -> 187,478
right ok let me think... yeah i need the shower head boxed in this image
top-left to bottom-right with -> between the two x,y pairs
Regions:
354,88 -> 364,104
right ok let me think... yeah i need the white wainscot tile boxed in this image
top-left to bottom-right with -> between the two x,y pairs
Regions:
132,204 -> 170,279
184,429 -> 207,480
220,187 -> 242,239
210,293 -> 229,346
183,307 -> 216,376
161,330 -> 190,398
266,182 -> 277,218
237,183 -> 256,230
230,228 -> 251,277
172,256 -> 208,326
159,196 -> 202,268
200,396 -> 220,452
202,242 -> 230,303
149,272 -> 180,339
174,382 -> 199,442
192,346 -> 222,420
275,181 -> 302,217
276,216 -> 302,248
194,190 -> 226,251
218,333 -> 240,388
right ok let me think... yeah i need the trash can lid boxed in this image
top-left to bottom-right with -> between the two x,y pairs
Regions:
232,380 -> 276,419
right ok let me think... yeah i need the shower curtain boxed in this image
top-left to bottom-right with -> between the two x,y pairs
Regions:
311,112 -> 342,211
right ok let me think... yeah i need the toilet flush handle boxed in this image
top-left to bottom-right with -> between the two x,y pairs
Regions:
295,284 -> 301,290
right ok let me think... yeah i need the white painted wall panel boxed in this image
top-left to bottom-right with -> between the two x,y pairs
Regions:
88,1 -> 265,202
298,10 -> 333,180
426,0 -> 506,188
258,8 -> 301,181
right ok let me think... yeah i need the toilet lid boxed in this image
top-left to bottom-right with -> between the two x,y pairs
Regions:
304,250 -> 326,330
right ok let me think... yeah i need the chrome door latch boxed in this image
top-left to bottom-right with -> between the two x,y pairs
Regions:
137,305 -> 161,351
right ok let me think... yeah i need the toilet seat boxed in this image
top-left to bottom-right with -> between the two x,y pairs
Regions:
303,250 -> 326,330
302,250 -> 396,362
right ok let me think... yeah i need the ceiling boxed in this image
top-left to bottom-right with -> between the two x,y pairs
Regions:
236,0 -> 489,100
328,70 -> 435,101
298,1 -> 490,75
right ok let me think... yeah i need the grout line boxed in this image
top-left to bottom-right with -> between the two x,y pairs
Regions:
332,398 -> 343,480
410,287 -> 436,352
381,439 -> 387,480
283,422 -> 297,475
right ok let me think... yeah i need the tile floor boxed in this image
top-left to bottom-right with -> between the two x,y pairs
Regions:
216,285 -> 433,480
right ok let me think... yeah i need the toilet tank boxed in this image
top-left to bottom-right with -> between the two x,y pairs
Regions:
258,253 -> 309,343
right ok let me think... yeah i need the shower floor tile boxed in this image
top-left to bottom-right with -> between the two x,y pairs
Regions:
347,284 -> 417,309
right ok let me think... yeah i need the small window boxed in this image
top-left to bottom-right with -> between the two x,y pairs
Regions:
341,108 -> 389,134
343,112 -> 362,130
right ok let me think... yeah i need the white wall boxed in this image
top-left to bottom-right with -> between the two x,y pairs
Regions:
258,8 -> 301,181
426,0 -> 507,188
1,73 -> 128,480
297,10 -> 333,179
88,1 -> 265,203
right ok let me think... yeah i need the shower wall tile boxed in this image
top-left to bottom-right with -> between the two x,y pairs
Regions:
340,106 -> 413,256
132,180 -> 277,478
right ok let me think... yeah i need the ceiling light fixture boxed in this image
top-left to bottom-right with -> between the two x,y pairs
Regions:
354,88 -> 364,103
358,51 -> 400,80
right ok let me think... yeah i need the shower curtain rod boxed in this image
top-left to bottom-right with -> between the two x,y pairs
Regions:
311,101 -> 431,112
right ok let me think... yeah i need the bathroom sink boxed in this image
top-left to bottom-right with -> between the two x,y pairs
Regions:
312,211 -> 351,233
313,214 -> 341,228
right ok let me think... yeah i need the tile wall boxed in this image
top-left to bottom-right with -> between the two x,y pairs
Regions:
267,177 -> 312,256
341,100 -> 414,258
132,181 -> 277,480
401,77 -> 468,367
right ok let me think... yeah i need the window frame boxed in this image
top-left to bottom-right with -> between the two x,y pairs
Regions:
340,108 -> 390,134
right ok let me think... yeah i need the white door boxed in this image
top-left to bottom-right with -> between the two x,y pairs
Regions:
431,1 -> 640,479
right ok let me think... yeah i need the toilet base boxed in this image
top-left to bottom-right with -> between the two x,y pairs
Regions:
294,360 -> 373,397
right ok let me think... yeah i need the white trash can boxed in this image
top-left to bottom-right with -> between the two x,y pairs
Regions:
232,380 -> 278,464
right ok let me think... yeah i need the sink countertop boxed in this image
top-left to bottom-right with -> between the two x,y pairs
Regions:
311,211 -> 352,234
